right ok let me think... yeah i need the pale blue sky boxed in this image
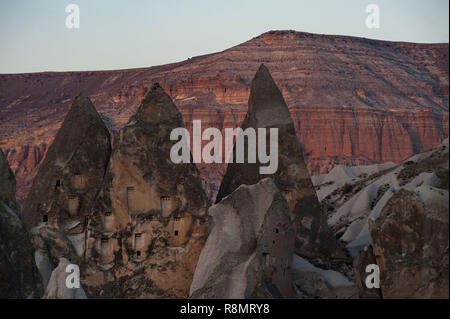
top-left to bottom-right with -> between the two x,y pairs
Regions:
0,0 -> 448,74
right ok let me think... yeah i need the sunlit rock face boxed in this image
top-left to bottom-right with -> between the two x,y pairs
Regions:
0,148 -> 43,298
216,65 -> 346,260
190,178 -> 295,299
1,31 -> 448,203
84,84 -> 209,298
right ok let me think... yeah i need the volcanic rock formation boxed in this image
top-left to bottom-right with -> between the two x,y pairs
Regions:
313,139 -> 449,256
0,148 -> 42,298
312,139 -> 449,298
216,64 -> 345,260
190,178 -> 294,299
21,93 -> 112,290
1,31 -> 448,203
369,188 -> 449,299
22,93 -> 112,228
83,84 -> 209,298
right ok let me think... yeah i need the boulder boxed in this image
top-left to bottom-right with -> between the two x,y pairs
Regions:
216,64 -> 345,260
190,178 -> 294,299
369,188 -> 449,298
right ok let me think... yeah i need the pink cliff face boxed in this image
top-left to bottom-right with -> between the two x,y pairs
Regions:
0,30 -> 448,201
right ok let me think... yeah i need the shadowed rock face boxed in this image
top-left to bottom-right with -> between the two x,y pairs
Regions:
216,65 -> 345,260
369,189 -> 449,299
84,84 -> 209,298
22,93 -> 112,229
190,178 -> 294,299
0,148 -> 42,298
20,94 -> 111,290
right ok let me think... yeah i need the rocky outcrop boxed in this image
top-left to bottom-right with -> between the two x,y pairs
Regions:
216,64 -> 345,260
369,188 -> 449,299
190,178 -> 294,299
0,148 -> 42,298
83,84 -> 209,298
313,138 -> 449,257
21,94 -> 112,289
1,31 -> 448,202
312,139 -> 449,298
43,257 -> 87,299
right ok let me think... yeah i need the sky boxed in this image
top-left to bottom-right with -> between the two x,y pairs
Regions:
0,0 -> 448,74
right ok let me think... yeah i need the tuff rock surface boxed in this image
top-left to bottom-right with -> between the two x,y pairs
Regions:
216,64 -> 345,260
369,188 -> 449,299
0,148 -> 42,298
313,139 -> 449,256
190,178 -> 294,299
83,83 -> 209,298
21,93 -> 111,291
312,139 -> 449,298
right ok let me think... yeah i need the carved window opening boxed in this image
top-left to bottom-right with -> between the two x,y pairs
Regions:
73,173 -> 85,190
275,228 -> 279,234
100,238 -> 114,263
68,195 -> 79,216
134,233 -> 143,249
282,190 -> 292,200
43,215 -> 48,223
136,251 -> 141,257
104,211 -> 114,231
54,180 -> 61,192
101,238 -> 108,253
160,196 -> 174,217
174,230 -> 179,236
